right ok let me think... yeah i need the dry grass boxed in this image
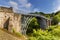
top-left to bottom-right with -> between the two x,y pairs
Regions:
0,28 -> 27,40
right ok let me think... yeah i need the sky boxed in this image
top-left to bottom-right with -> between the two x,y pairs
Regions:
0,0 -> 60,14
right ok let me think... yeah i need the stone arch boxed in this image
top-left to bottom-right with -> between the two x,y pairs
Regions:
4,17 -> 10,30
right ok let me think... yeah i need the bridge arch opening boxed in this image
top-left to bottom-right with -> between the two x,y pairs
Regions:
21,15 -> 48,35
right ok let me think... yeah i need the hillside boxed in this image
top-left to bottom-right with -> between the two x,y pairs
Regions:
0,28 -> 27,40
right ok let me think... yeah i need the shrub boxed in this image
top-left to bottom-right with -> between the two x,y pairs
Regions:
52,13 -> 60,25
28,25 -> 60,40
12,28 -> 22,37
26,17 -> 40,34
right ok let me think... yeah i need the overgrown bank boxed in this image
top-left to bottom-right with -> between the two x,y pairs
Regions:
0,28 -> 27,40
28,25 -> 60,40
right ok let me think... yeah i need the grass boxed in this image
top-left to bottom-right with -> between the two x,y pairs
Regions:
0,28 -> 27,40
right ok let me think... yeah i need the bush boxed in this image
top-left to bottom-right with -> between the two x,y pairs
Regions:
26,17 -> 40,34
49,25 -> 60,37
52,13 -> 60,25
12,28 -> 22,37
28,37 -> 37,40
28,25 -> 60,40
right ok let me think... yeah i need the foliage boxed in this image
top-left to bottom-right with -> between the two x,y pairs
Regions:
26,17 -> 40,35
28,11 -> 60,40
29,37 -> 37,40
12,28 -> 22,37
30,12 -> 51,19
44,14 -> 50,19
28,25 -> 60,40
55,11 -> 60,15
52,13 -> 60,25
28,17 -> 40,29
15,32 -> 22,37
48,25 -> 60,37
12,28 -> 16,33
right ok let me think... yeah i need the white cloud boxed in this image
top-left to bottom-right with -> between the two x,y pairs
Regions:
18,0 -> 32,8
0,0 -> 18,13
33,8 -> 40,12
18,0 -> 28,4
9,1 -> 18,6
25,3 -> 31,8
54,6 -> 60,12
9,0 -> 32,13
9,1 -> 18,12
53,0 -> 60,12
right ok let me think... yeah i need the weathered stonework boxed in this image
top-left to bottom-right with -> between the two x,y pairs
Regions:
8,13 -> 21,33
0,7 -> 21,33
0,6 -> 13,13
0,6 -> 51,35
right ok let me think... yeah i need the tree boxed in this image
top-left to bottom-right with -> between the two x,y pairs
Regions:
52,13 -> 60,25
55,11 -> 60,15
26,17 -> 40,35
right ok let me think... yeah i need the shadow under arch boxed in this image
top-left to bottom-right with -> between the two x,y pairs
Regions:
4,17 -> 10,30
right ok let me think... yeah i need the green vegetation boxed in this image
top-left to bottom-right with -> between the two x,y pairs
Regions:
0,10 -> 60,40
12,28 -> 22,37
30,12 -> 51,19
26,17 -> 40,35
28,25 -> 60,40
28,11 -> 60,40
52,12 -> 60,25
30,11 -> 60,25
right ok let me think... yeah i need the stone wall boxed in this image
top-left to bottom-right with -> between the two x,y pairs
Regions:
0,6 -> 13,13
0,7 -> 21,33
8,13 -> 21,33
0,12 -> 9,28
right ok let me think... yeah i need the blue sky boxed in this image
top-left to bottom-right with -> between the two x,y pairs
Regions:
0,0 -> 60,13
